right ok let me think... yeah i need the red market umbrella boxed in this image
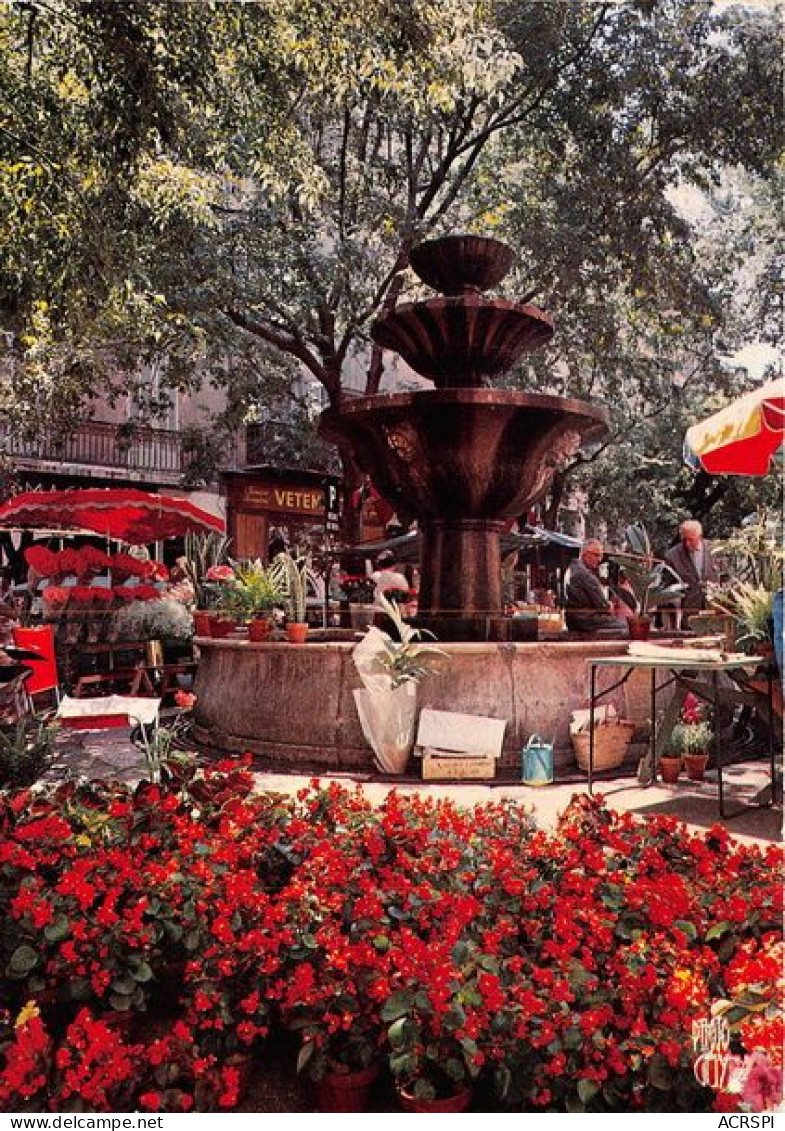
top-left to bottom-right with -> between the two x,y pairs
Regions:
684,378 -> 785,475
0,488 -> 225,544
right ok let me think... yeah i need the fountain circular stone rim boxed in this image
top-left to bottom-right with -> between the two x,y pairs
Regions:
322,386 -> 609,429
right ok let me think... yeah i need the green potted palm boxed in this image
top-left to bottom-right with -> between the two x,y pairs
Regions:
710,581 -> 774,655
183,531 -> 231,636
271,550 -> 310,643
223,560 -> 284,641
607,524 -> 688,639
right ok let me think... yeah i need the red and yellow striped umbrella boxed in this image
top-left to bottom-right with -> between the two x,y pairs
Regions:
684,378 -> 785,476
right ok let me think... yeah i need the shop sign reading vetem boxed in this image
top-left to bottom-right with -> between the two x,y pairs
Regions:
241,484 -> 325,516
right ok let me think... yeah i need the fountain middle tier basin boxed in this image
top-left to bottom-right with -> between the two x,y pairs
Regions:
371,295 -> 554,386
320,388 -> 608,520
191,636 -> 638,774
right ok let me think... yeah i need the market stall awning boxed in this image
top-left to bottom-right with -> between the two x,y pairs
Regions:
351,525 -> 580,564
684,378 -> 785,476
0,488 -> 225,544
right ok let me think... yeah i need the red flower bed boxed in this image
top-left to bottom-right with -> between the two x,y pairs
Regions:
0,771 -> 781,1113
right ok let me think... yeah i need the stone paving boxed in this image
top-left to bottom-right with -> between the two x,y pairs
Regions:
43,722 -> 782,849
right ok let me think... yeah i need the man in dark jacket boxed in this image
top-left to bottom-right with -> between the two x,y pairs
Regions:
565,539 -> 628,635
663,520 -> 719,627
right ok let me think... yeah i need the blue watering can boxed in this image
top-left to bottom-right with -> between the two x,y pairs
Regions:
522,734 -> 554,786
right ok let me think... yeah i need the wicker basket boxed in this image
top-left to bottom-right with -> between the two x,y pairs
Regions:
572,719 -> 636,772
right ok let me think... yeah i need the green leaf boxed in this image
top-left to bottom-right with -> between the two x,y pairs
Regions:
111,977 -> 137,995
388,1017 -> 415,1050
132,961 -> 154,983
44,915 -> 70,944
444,1004 -> 467,1031
451,940 -> 469,964
705,921 -> 731,941
648,1054 -> 671,1091
381,990 -> 412,1022
577,1078 -> 598,1105
495,1064 -> 511,1099
389,1051 -> 417,1079
296,1041 -> 315,1075
8,944 -> 38,976
443,1057 -> 465,1082
109,993 -> 134,1011
673,919 -> 697,941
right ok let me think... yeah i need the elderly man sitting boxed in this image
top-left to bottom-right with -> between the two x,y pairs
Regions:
565,539 -> 629,636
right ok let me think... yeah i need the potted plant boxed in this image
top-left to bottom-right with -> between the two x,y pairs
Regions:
382,951 -> 485,1112
294,1001 -> 383,1112
658,750 -> 682,784
205,565 -> 241,637
271,550 -> 310,643
340,573 -> 378,631
607,524 -> 688,639
671,720 -> 713,781
710,581 -> 774,656
182,531 -> 231,635
219,560 -> 283,641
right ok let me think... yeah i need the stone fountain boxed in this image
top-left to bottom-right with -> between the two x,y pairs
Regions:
192,235 -> 632,773
320,234 -> 608,640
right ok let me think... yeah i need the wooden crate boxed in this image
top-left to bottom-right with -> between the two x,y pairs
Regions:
421,751 -> 496,780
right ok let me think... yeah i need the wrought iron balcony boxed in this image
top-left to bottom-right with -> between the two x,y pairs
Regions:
0,420 -> 184,481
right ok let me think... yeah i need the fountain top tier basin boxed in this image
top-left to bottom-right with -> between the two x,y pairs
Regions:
409,234 -> 515,295
372,235 -> 553,388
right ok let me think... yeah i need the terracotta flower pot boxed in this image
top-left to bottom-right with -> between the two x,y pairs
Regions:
210,617 -> 238,639
659,756 -> 681,784
315,1064 -> 380,1112
286,622 -> 309,644
248,617 -> 273,642
628,615 -> 652,641
684,752 -> 709,781
397,1085 -> 472,1113
192,610 -> 213,637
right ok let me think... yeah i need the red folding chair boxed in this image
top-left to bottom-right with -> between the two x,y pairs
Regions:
12,624 -> 59,710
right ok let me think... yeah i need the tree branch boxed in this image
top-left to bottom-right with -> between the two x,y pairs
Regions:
224,308 -> 330,390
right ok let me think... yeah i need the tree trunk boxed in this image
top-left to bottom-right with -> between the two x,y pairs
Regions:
542,469 -> 568,530
338,446 -> 364,544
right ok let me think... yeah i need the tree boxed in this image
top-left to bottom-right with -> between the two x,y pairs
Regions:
0,0 -> 781,536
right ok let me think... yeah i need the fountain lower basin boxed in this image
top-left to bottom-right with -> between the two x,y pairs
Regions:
192,636 -> 637,775
321,388 -> 608,637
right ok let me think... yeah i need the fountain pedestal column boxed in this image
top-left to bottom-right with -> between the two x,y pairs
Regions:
418,518 -> 507,641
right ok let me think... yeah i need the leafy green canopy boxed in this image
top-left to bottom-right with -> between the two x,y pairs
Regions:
0,1 -> 781,533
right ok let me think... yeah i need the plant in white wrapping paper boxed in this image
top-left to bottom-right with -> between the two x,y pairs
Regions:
352,595 -> 448,774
